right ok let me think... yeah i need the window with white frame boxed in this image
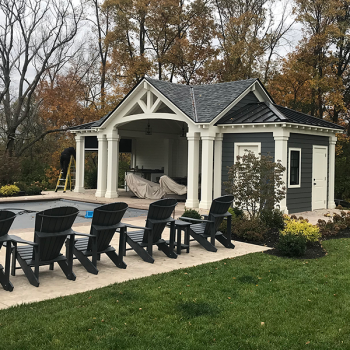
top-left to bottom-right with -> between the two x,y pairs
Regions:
288,148 -> 301,188
234,142 -> 261,163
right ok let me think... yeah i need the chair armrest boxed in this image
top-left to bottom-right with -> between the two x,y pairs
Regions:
92,223 -> 126,232
72,232 -> 95,238
8,235 -> 38,246
125,224 -> 152,231
179,217 -> 214,224
148,217 -> 174,224
210,212 -> 232,218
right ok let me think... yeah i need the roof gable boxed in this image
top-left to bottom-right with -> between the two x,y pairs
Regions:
70,77 -> 272,130
192,78 -> 257,123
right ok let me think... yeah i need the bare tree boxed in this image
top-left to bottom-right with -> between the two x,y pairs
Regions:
0,0 -> 83,156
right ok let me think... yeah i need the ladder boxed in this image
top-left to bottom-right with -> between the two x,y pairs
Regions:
55,156 -> 76,193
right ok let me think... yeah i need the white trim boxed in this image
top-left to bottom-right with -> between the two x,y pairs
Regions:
288,148 -> 301,188
218,122 -> 341,134
234,142 -> 261,162
273,129 -> 290,213
328,136 -> 337,209
312,145 -> 328,211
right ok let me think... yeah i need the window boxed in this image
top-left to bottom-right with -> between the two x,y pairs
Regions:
234,142 -> 261,163
289,148 -> 301,188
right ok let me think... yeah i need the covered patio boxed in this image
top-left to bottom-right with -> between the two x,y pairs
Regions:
72,78 -> 225,209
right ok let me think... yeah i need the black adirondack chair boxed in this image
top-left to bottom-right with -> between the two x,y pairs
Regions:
11,206 -> 79,287
0,210 -> 17,291
67,202 -> 128,275
124,198 -> 177,263
180,195 -> 235,252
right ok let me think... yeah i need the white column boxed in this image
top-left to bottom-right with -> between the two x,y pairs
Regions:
74,134 -> 85,193
213,134 -> 223,199
199,135 -> 215,209
328,135 -> 337,209
273,129 -> 290,213
95,134 -> 108,197
105,130 -> 119,198
185,133 -> 200,208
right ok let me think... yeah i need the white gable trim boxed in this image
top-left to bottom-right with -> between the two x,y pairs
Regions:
208,80 -> 273,126
98,79 -> 195,132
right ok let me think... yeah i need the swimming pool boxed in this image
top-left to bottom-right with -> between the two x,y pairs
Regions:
0,199 -> 147,229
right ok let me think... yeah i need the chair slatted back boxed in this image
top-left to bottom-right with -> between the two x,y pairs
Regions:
142,198 -> 177,243
203,195 -> 234,235
0,210 -> 16,248
34,206 -> 79,261
88,202 -> 128,251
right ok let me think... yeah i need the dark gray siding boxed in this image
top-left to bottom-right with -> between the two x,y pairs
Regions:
287,133 -> 329,214
221,132 -> 275,195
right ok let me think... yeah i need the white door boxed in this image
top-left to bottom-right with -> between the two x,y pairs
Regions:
312,146 -> 328,210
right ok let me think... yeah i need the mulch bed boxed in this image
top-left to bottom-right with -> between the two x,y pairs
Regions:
232,229 -> 329,259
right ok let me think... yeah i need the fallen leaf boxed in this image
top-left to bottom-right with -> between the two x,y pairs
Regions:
306,341 -> 310,344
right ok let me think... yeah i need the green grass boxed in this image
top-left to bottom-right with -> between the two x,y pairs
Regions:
1,239 -> 350,349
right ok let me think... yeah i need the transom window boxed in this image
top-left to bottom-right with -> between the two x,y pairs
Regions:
289,148 -> 301,188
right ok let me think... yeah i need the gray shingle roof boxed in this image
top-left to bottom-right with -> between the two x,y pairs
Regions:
144,78 -> 194,120
192,78 -> 257,123
217,102 -> 344,130
145,77 -> 257,123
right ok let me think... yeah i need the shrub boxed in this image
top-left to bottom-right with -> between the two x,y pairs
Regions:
225,151 -> 286,219
231,206 -> 244,218
260,208 -> 285,231
181,209 -> 201,219
19,157 -> 47,183
232,215 -> 268,241
280,219 -> 320,243
85,167 -> 97,189
26,184 -> 42,196
317,211 -> 350,238
14,181 -> 28,192
0,184 -> 20,197
277,233 -> 307,257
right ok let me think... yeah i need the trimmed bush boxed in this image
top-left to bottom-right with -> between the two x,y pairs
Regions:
0,184 -> 20,197
181,209 -> 201,220
277,233 -> 307,257
14,181 -> 28,192
260,208 -> 285,231
233,215 -> 268,241
26,185 -> 42,196
281,219 -> 320,243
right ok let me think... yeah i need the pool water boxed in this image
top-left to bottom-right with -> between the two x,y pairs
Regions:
0,199 -> 147,230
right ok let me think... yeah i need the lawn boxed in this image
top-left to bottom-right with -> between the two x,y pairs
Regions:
1,239 -> 350,350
